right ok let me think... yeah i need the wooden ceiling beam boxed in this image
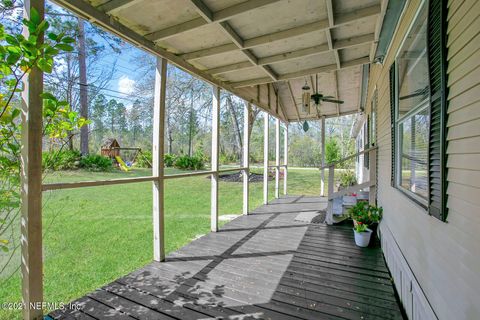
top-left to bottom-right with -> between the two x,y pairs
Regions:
287,81 -> 301,121
335,4 -> 381,26
272,83 -> 289,121
182,19 -> 328,60
333,70 -> 340,115
189,0 -> 277,81
231,57 -> 369,88
206,31 -> 372,76
145,0 -> 281,41
333,33 -> 375,50
181,4 -> 380,61
97,0 -> 141,14
290,109 -> 359,122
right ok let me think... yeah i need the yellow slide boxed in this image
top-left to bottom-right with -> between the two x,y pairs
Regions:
115,156 -> 129,172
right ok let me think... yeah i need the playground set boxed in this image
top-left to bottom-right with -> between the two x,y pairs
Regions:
101,138 -> 151,171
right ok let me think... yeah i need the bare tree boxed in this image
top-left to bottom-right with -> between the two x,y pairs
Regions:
77,17 -> 89,154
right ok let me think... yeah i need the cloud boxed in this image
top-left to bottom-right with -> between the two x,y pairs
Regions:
118,76 -> 135,95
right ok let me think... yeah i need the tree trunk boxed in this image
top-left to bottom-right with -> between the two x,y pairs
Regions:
66,53 -> 74,151
166,111 -> 173,154
78,18 -> 89,155
188,91 -> 194,156
226,96 -> 242,162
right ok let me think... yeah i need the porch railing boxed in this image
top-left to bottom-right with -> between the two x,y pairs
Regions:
321,146 -> 378,224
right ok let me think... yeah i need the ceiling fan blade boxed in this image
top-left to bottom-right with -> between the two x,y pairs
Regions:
323,96 -> 335,99
322,98 -> 344,104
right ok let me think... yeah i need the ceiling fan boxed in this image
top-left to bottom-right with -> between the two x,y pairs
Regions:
301,74 -> 344,131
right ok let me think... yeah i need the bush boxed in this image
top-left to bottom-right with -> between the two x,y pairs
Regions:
80,154 -> 112,171
174,153 -> 205,170
42,150 -> 81,171
339,170 -> 357,188
219,152 -> 238,165
164,153 -> 176,167
136,151 -> 152,168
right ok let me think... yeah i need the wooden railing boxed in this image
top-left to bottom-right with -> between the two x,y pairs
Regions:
324,146 -> 377,225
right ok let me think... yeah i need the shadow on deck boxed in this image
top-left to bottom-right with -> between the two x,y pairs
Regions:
49,196 -> 404,320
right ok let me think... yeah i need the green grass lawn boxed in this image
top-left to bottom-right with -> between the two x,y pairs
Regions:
0,167 -> 323,319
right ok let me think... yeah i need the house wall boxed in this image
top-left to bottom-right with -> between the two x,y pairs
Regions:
363,0 -> 480,319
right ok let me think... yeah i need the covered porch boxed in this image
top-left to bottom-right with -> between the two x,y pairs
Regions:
17,0 -> 393,319
49,196 -> 403,320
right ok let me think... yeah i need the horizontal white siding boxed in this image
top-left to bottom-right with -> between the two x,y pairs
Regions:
364,0 -> 480,319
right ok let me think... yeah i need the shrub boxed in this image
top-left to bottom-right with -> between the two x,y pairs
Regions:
339,170 -> 357,188
42,150 -> 81,171
164,153 -> 176,167
219,152 -> 238,165
80,154 -> 112,171
136,151 -> 152,168
174,153 -> 205,170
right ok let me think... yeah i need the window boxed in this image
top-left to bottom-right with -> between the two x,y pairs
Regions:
393,2 -> 429,203
390,0 -> 448,220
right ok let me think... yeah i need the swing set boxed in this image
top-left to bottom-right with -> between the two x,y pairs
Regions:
101,138 -> 151,171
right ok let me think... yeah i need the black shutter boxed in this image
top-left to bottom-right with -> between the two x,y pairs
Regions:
427,0 -> 448,221
389,63 -> 396,187
364,116 -> 369,169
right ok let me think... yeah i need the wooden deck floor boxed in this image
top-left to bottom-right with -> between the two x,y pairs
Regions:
49,196 -> 404,320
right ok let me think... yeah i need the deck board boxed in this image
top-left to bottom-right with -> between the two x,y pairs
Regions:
49,196 -> 405,320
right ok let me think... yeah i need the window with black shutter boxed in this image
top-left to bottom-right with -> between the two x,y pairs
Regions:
389,0 -> 448,221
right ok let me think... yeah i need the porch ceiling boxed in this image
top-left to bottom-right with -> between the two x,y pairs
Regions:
56,0 -> 387,122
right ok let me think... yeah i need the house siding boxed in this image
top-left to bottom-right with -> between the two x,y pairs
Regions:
364,0 -> 480,319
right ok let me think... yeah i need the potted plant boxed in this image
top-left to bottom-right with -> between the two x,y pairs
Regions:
352,222 -> 372,247
348,202 -> 383,247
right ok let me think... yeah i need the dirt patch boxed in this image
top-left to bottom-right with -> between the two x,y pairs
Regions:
208,171 -> 273,182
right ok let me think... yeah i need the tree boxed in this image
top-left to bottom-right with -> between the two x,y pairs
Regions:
129,99 -> 143,144
90,93 -> 107,144
77,17 -> 88,154
43,5 -> 121,151
325,138 -> 341,165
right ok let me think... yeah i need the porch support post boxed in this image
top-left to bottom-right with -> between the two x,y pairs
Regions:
211,86 -> 220,231
284,124 -> 288,195
21,1 -> 45,319
275,118 -> 280,198
263,112 -> 269,204
320,116 -> 326,196
153,57 -> 167,262
243,102 -> 251,215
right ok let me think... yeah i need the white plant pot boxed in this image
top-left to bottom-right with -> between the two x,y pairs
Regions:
353,228 -> 372,247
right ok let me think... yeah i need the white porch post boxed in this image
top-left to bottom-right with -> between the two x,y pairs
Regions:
211,86 -> 220,231
153,57 -> 167,262
284,124 -> 288,195
275,118 -> 280,198
263,113 -> 269,204
320,116 -> 326,196
21,0 -> 45,319
21,1 -> 45,319
243,102 -> 251,215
